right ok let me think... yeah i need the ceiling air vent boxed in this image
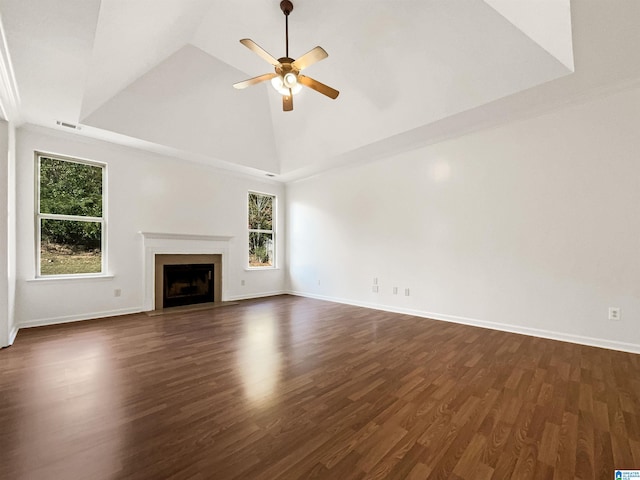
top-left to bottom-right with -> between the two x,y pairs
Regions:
56,120 -> 81,130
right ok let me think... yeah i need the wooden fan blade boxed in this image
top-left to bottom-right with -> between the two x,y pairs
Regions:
233,73 -> 277,89
283,90 -> 293,111
240,39 -> 281,66
298,75 -> 339,99
292,46 -> 328,71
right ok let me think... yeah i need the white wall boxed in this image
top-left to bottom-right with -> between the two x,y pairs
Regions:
15,125 -> 286,328
287,85 -> 640,353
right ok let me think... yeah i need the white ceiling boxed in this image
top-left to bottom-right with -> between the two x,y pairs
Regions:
1,0 -> 639,181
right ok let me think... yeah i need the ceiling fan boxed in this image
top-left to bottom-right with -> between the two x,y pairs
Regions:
233,0 -> 339,112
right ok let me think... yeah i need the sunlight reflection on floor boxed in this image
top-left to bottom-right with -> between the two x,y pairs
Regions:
237,313 -> 282,408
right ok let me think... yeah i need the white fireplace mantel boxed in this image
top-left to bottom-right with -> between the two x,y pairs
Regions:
140,232 -> 233,310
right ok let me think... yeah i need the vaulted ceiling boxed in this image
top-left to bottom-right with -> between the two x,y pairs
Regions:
1,1 -> 640,181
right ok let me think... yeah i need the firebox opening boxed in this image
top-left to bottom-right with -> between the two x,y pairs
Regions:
163,263 -> 214,308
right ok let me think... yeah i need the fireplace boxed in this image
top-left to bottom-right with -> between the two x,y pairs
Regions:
153,253 -> 223,310
140,232 -> 231,312
163,263 -> 214,308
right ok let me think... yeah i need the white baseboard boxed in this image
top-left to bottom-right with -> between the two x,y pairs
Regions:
18,307 -> 144,329
287,290 -> 640,355
16,292 -> 287,330
9,324 -> 19,345
226,290 -> 287,302
13,292 -> 640,355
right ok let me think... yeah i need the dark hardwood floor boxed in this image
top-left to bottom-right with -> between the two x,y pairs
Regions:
1,295 -> 639,479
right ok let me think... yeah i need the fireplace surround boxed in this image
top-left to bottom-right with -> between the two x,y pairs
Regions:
140,232 -> 232,311
154,254 -> 221,309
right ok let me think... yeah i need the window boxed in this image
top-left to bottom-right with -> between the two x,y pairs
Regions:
37,153 -> 105,276
248,192 -> 275,268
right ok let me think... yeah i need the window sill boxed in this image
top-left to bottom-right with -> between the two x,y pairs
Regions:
27,274 -> 115,283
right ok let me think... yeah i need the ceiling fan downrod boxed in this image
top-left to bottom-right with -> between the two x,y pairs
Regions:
280,0 -> 293,58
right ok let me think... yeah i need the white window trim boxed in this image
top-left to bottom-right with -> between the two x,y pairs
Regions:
248,190 -> 276,270
35,151 -> 108,278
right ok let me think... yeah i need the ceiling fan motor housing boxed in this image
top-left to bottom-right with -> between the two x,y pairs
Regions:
276,58 -> 297,75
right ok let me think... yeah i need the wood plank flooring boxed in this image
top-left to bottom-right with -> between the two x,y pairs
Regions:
1,295 -> 639,479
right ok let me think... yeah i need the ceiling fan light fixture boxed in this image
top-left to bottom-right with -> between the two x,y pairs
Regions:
283,72 -> 298,88
271,75 -> 302,95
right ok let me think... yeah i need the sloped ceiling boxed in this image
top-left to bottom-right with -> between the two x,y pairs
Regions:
1,0 -> 639,181
484,0 -> 574,70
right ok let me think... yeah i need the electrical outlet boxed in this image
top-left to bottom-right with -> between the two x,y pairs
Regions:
608,307 -> 621,321
373,277 -> 378,285
114,289 -> 121,297
405,288 -> 410,296
318,280 -> 321,286
241,280 -> 245,286
372,285 -> 379,293
393,286 -> 398,295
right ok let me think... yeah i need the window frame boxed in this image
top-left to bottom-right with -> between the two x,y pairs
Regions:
35,151 -> 107,278
247,190 -> 276,269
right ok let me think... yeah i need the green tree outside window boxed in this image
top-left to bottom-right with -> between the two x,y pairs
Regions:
38,154 -> 105,276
